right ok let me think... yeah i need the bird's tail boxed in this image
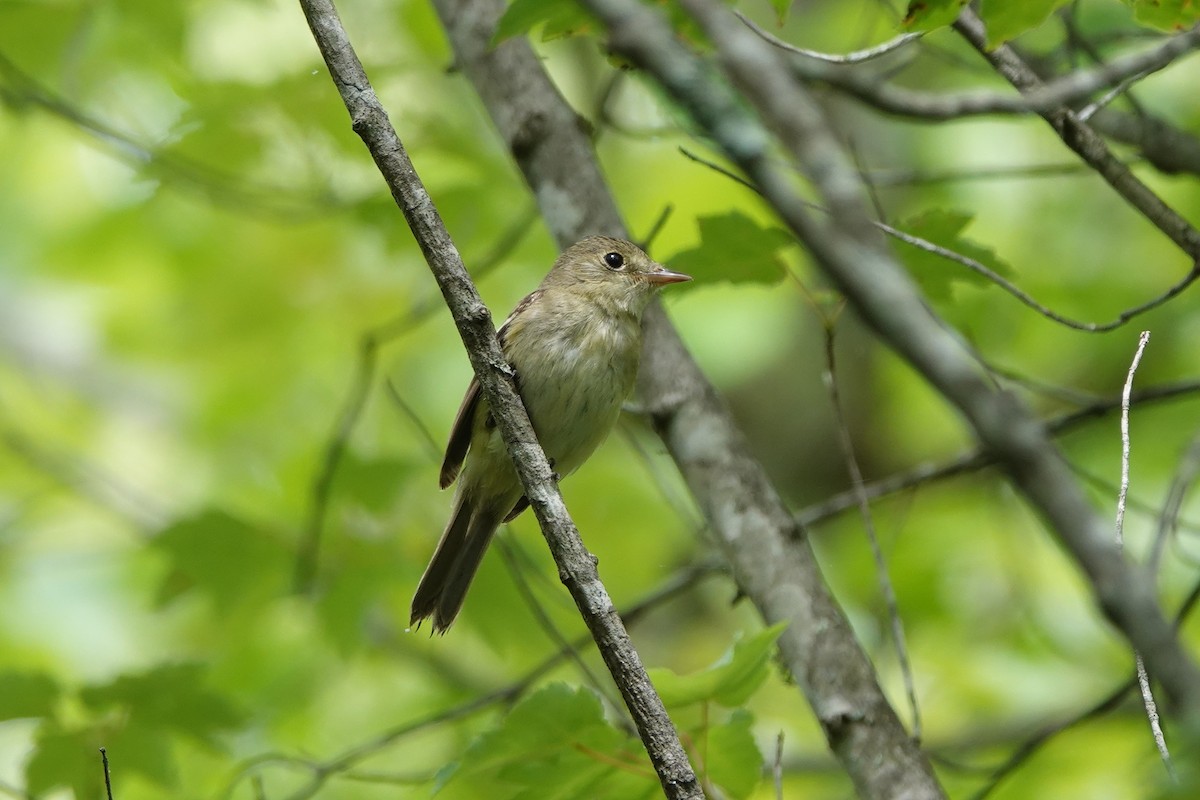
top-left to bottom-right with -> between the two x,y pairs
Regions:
410,491 -> 504,634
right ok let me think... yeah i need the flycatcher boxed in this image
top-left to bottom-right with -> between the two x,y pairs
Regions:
411,236 -> 691,633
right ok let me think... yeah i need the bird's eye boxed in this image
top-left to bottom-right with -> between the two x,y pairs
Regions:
603,252 -> 625,270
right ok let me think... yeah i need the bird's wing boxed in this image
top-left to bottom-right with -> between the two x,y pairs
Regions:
438,377 -> 480,489
437,290 -> 541,490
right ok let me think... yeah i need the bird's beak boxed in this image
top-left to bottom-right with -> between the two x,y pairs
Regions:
644,266 -> 692,286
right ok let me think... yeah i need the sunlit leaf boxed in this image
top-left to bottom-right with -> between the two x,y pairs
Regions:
890,208 -> 1014,302
1122,0 -> 1200,30
706,710 -> 763,799
902,0 -> 969,30
648,622 -> 787,709
437,683 -> 646,798
770,0 -> 792,26
666,212 -> 790,285
493,0 -> 595,44
980,0 -> 1073,45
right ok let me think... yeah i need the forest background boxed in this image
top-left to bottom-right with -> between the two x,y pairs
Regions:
2,0 -> 1200,798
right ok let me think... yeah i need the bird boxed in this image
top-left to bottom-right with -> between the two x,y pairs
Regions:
410,235 -> 691,633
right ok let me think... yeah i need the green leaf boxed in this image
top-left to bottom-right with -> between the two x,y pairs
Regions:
1123,0 -> 1200,30
890,209 -> 1014,302
705,710 -> 763,799
769,0 -> 792,26
648,622 -> 787,709
0,671 -> 60,721
437,683 -> 642,797
151,508 -> 290,612
980,0 -> 1073,45
25,723 -> 102,800
80,663 -> 246,748
901,0 -> 969,31
666,212 -> 790,285
493,0 -> 595,45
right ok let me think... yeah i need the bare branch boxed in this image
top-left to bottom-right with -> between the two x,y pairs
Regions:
773,22 -> 1200,122
1114,332 -> 1175,779
799,380 -> 1200,528
295,1 -> 701,796
1088,109 -> 1200,175
1115,332 -> 1151,550
965,571 -> 1200,799
735,11 -> 923,64
824,326 -> 922,738
99,749 -> 114,800
953,11 -> 1200,261
294,330 -> 379,592
1154,432 -> 1200,574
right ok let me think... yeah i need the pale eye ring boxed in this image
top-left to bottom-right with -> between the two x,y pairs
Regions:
603,252 -> 625,270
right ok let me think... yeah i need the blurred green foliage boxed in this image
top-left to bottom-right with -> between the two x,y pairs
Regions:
2,0 -> 1200,798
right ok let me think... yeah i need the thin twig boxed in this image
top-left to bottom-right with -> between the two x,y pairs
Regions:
618,423 -> 707,532
100,748 -> 114,800
641,203 -> 675,251
954,10 -> 1200,261
1077,69 -> 1153,122
966,569 -> 1200,799
774,23 -> 1200,122
773,731 -> 784,800
1152,432 -> 1200,575
877,222 -> 1195,332
866,160 -> 1102,187
799,379 -> 1200,529
964,678 -> 1136,800
294,331 -> 379,592
496,537 -> 633,732
823,326 -> 921,738
1115,333 -> 1151,549
383,379 -> 442,462
735,11 -> 923,64
679,146 -> 1199,334
1114,332 -> 1175,780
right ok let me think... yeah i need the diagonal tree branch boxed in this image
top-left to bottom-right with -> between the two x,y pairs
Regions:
576,0 -> 1200,720
431,0 -> 947,797
953,10 -> 1200,262
294,1 -> 701,796
740,17 -> 1200,122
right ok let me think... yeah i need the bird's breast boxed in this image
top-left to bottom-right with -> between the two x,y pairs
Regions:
510,312 -> 642,477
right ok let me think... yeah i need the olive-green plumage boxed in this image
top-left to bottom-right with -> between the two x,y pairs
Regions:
410,236 -> 691,633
